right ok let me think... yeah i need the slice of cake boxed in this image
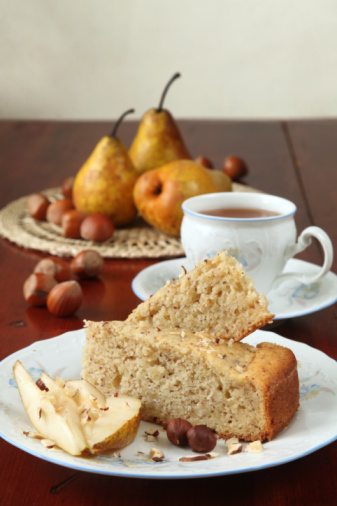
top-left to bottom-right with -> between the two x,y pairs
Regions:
127,251 -> 273,341
82,320 -> 299,442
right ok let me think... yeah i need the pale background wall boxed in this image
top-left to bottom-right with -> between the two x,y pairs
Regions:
1,0 -> 337,120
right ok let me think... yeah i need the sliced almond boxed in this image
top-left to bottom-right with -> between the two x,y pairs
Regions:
245,441 -> 263,453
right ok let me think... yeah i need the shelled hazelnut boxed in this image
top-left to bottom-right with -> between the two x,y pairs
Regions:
71,250 -> 104,279
166,418 -> 192,447
23,273 -> 58,307
186,425 -> 217,453
62,209 -> 87,239
46,198 -> 74,226
34,257 -> 71,283
80,214 -> 115,242
47,280 -> 83,317
27,193 -> 50,221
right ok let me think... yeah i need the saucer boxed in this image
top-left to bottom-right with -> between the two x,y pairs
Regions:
132,258 -> 337,320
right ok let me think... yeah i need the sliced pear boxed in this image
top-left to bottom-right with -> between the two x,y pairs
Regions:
13,361 -> 142,456
64,379 -> 142,454
13,360 -> 87,456
65,378 -> 107,408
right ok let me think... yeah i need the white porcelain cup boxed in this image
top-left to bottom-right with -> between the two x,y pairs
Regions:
181,192 -> 334,294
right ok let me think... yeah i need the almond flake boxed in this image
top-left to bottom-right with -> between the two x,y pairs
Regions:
149,448 -> 164,462
41,438 -> 56,449
245,441 -> 263,453
23,431 -> 43,440
145,429 -> 160,436
225,437 -> 239,447
227,442 -> 243,455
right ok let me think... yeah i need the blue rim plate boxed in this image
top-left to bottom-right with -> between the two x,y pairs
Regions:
1,329 -> 337,479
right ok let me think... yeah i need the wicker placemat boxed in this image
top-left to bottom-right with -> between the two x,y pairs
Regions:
0,183 -> 259,259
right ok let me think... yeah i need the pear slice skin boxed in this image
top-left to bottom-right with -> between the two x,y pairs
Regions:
13,361 -> 142,456
13,361 -> 87,456
82,395 -> 142,454
64,378 -> 141,454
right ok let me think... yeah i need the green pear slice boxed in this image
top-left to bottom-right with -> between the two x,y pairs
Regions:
13,361 -> 87,456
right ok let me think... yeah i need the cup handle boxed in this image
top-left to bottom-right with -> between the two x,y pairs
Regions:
272,226 -> 334,288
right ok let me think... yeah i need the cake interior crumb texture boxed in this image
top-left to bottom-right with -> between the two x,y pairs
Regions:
127,251 -> 274,341
82,321 -> 299,442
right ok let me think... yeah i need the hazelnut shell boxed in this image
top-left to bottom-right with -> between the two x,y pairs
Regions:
27,193 -> 50,221
34,257 -> 71,283
62,209 -> 87,239
222,156 -> 248,180
71,250 -> 104,279
80,214 -> 115,242
47,280 -> 83,317
23,273 -> 58,307
46,199 -> 74,226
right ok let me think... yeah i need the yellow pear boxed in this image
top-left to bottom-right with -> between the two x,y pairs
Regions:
133,159 -> 232,236
73,110 -> 138,227
129,73 -> 191,175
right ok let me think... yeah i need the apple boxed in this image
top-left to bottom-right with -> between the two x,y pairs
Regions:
133,159 -> 232,236
13,361 -> 141,456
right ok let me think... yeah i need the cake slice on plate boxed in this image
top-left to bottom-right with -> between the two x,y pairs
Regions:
82,321 -> 299,442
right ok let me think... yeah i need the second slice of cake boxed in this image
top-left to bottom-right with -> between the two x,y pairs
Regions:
127,251 -> 273,341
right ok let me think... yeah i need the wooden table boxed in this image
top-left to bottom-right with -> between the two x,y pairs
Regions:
0,119 -> 336,505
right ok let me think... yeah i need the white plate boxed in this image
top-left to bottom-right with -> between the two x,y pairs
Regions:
132,258 -> 337,320
1,329 -> 337,479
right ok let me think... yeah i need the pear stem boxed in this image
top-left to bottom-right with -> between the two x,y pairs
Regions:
110,109 -> 135,138
157,72 -> 181,112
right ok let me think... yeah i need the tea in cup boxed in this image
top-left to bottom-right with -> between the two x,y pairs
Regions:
181,192 -> 333,294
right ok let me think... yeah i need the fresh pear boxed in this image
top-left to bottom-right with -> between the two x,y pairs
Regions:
73,110 -> 138,227
129,73 -> 191,175
133,159 -> 232,236
13,361 -> 142,456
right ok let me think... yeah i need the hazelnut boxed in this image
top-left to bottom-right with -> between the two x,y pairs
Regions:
34,257 -> 71,283
166,418 -> 192,447
23,272 -> 58,307
186,425 -> 217,453
62,176 -> 75,199
27,193 -> 50,220
46,198 -> 74,226
62,209 -> 87,239
47,280 -> 83,317
71,250 -> 104,279
80,214 -> 115,242
222,156 -> 248,180
195,156 -> 214,169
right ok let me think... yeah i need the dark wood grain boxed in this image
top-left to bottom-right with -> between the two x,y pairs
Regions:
0,119 -> 336,505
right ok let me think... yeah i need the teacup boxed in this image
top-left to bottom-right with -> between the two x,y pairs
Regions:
181,192 -> 333,294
